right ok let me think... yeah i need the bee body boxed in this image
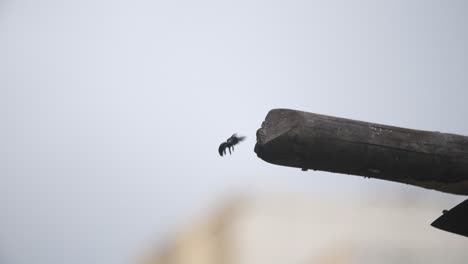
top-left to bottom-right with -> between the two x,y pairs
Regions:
218,134 -> 245,156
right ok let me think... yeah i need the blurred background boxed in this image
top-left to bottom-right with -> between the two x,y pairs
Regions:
1,1 -> 468,263
142,194 -> 468,264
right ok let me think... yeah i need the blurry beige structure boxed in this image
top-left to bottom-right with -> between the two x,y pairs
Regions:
143,195 -> 467,264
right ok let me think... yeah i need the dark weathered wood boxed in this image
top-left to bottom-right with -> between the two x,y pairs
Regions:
255,109 -> 468,195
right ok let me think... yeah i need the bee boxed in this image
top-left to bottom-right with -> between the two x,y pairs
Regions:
218,134 -> 246,156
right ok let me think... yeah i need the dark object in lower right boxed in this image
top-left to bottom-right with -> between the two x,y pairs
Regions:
431,199 -> 468,237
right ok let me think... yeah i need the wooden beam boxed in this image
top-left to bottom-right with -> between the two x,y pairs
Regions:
255,109 -> 468,195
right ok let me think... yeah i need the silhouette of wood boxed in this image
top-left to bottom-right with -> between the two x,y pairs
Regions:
255,109 -> 468,195
432,199 -> 468,237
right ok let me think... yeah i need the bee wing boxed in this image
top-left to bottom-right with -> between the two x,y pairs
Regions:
218,142 -> 227,156
237,136 -> 246,142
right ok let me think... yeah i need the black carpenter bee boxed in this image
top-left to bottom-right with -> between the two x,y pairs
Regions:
218,134 -> 246,156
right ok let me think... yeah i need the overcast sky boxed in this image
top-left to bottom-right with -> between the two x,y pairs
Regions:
2,1 -> 468,263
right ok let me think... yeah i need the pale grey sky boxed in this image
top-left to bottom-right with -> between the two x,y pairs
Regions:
1,1 -> 468,263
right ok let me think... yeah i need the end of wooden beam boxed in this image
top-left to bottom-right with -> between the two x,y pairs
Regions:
255,109 -> 304,166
